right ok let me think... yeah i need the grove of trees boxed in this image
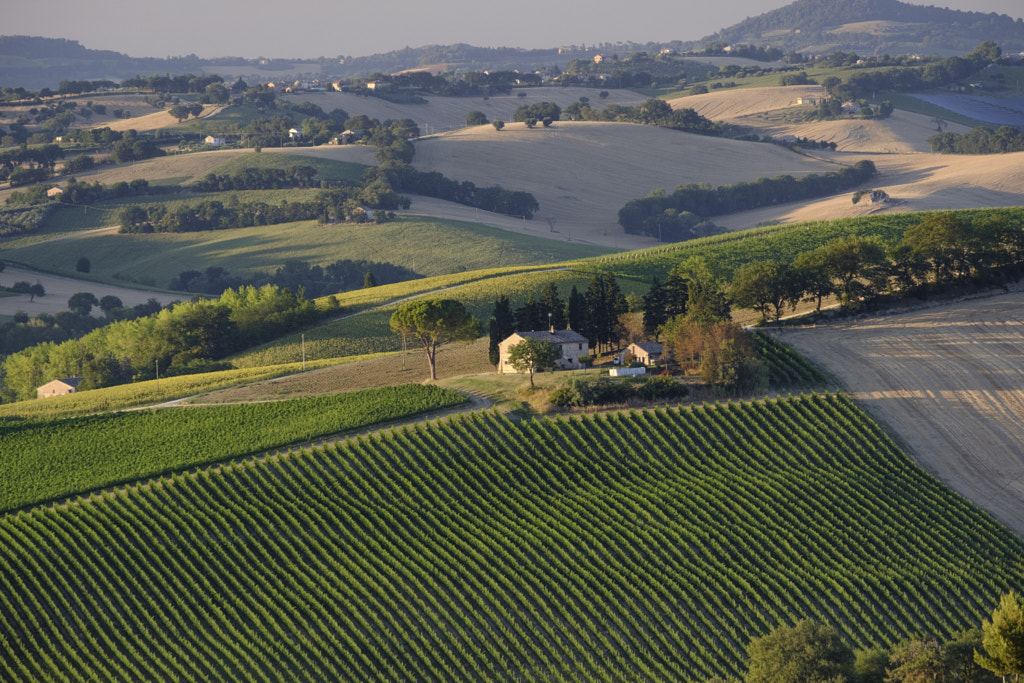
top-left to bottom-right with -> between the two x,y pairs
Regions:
1,284 -> 322,401
618,161 -> 878,238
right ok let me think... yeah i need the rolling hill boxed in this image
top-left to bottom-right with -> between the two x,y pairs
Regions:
702,0 -> 1024,56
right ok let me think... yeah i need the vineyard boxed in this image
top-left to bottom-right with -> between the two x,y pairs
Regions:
2,394 -> 1021,681
0,384 -> 467,512
754,332 -> 830,388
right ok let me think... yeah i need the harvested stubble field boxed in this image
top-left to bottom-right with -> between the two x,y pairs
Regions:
773,289 -> 1024,537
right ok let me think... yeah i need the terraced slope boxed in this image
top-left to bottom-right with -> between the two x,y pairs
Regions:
2,394 -> 1021,681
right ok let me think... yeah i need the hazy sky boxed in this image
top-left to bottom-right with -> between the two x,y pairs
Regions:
8,0 -> 1024,60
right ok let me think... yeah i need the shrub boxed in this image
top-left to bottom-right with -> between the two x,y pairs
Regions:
635,375 -> 689,401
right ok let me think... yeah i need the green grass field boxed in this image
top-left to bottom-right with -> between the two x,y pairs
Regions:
199,151 -> 369,184
2,214 -> 613,289
1,394 -> 1020,680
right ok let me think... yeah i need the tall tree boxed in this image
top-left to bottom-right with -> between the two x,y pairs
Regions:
642,275 -> 667,339
488,295 -> 515,367
515,293 -> 542,332
565,285 -> 588,335
539,282 -> 565,330
976,591 -> 1024,682
663,271 -> 689,318
729,260 -> 792,322
390,298 -> 482,380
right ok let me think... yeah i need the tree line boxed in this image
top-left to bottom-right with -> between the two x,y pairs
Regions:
817,42 -> 1003,103
618,161 -> 878,239
723,210 -> 1024,321
563,97 -> 722,136
1,284 -> 326,402
714,589 -> 1024,682
0,295 -> 162,359
168,259 -> 418,297
928,125 -> 1024,154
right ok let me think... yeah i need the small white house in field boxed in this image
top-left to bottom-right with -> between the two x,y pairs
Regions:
204,135 -> 226,147
46,186 -> 64,199
36,377 -> 83,399
498,328 -> 589,374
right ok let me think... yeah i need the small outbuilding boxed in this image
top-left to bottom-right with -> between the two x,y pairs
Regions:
36,377 -> 83,399
499,327 -> 590,374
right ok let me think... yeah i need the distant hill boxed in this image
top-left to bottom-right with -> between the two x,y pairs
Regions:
697,0 -> 1024,56
0,36 -> 210,90
3,0 -> 1024,91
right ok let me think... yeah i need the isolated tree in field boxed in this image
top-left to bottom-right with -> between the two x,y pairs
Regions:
68,292 -> 99,316
976,591 -> 1024,681
390,298 -> 482,380
28,283 -> 45,302
466,111 -> 488,126
492,119 -> 504,131
507,337 -> 561,387
75,256 -> 90,273
169,104 -> 191,122
98,295 -> 123,314
745,619 -> 855,683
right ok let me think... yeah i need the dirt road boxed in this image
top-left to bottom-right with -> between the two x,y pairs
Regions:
772,291 -> 1024,537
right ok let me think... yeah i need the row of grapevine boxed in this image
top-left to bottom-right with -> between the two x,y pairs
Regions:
0,384 -> 467,513
753,331 -> 829,388
1,394 -> 1020,680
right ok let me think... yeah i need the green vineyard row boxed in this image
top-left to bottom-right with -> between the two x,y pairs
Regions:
0,384 -> 467,513
1,394 -> 1020,680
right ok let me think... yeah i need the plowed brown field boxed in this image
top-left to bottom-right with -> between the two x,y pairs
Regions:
773,291 -> 1024,537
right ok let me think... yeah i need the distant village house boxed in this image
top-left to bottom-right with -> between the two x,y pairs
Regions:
204,135 -> 226,147
36,377 -> 83,399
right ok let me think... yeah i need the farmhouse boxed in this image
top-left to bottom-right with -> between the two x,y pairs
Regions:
36,377 -> 83,399
46,186 -> 64,199
624,342 -> 666,366
498,328 -> 589,374
204,135 -> 226,147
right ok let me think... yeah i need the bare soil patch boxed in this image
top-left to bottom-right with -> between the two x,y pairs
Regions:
197,337 -> 495,403
772,290 -> 1024,537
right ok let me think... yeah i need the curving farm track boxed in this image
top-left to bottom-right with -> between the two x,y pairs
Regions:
773,290 -> 1024,537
